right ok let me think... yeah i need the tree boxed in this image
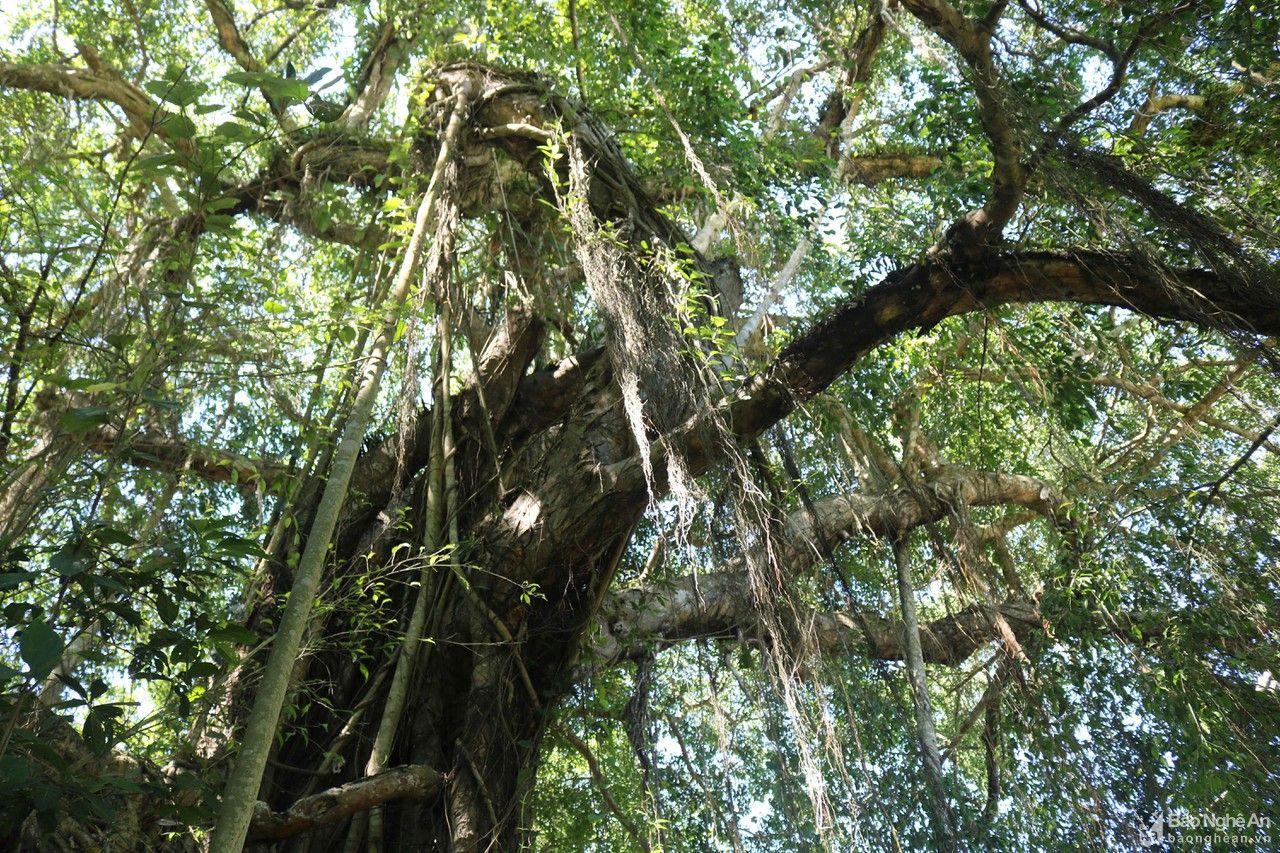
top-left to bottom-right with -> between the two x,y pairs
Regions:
1,0 -> 1277,849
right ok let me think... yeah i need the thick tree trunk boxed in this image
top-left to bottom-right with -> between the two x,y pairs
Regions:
227,331 -> 647,850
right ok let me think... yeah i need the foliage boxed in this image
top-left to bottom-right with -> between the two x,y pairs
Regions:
0,0 -> 1278,849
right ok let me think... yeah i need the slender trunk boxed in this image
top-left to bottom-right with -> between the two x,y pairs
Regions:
893,536 -> 957,851
210,87 -> 474,853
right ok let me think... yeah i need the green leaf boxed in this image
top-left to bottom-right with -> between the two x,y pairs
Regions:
50,540 -> 94,577
92,527 -> 138,547
160,113 -> 197,139
0,572 -> 35,589
233,106 -> 269,127
303,67 -> 332,86
144,79 -> 208,108
141,390 -> 183,412
214,120 -> 256,142
311,205 -> 333,232
209,624 -> 258,645
156,593 -> 179,624
20,620 -> 64,680
58,407 -> 110,434
0,754 -> 31,788
216,535 -> 268,559
263,298 -> 288,314
203,196 -> 240,213
135,153 -> 182,177
184,661 -> 220,680
224,71 -> 310,103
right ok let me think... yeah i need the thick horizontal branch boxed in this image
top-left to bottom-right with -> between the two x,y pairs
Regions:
247,764 -> 443,840
781,466 -> 1056,561
599,252 -> 1278,500
0,49 -> 195,156
83,425 -> 293,490
0,60 -> 148,112
592,466 -> 1057,668
593,570 -> 1043,668
592,573 -> 1265,672
714,252 -> 1280,466
839,153 -> 944,185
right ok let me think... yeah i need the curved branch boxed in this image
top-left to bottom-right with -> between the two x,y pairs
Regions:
205,0 -> 262,73
1128,92 -> 1207,137
591,251 -> 1278,505
699,252 -> 1280,472
247,764 -> 444,840
587,251 -> 1280,504
899,0 -> 1025,252
0,51 -> 195,156
1037,3 -> 1193,159
1016,0 -> 1117,59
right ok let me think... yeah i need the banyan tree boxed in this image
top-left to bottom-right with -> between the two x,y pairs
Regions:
1,0 -> 1278,849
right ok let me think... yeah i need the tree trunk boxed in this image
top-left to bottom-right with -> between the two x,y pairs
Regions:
224,318 -> 649,850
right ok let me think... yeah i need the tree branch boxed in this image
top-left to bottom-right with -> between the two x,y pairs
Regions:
340,21 -> 407,128
591,570 -> 1044,669
586,251 -> 1280,507
899,0 -> 1025,252
591,465 -> 1058,669
1128,92 -> 1206,137
247,764 -> 444,840
592,569 -> 1267,673
205,0 -> 262,73
0,50 -> 195,156
894,536 -> 958,849
839,153 -> 944,185
82,425 -> 293,491
680,251 -> 1280,478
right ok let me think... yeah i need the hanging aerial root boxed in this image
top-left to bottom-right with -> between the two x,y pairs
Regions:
558,140 -> 715,528
208,80 -> 475,853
